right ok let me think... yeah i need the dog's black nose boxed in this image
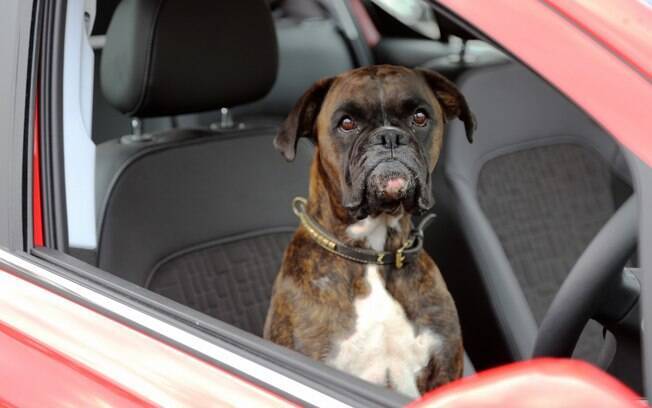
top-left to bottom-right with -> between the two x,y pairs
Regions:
381,132 -> 401,150
371,127 -> 409,153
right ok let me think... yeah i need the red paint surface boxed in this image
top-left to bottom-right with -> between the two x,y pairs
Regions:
32,91 -> 43,246
0,322 -> 154,407
0,269 -> 297,407
412,359 -> 641,408
436,0 -> 652,167
543,0 -> 652,80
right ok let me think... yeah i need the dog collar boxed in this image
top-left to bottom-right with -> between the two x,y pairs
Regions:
291,197 -> 435,269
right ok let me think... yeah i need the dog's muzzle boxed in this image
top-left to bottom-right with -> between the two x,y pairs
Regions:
343,126 -> 433,218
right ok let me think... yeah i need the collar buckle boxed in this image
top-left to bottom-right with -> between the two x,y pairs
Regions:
395,237 -> 414,269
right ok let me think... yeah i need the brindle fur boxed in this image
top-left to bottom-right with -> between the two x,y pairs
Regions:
264,65 -> 473,394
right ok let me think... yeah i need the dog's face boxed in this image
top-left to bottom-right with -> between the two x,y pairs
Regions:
275,65 -> 475,219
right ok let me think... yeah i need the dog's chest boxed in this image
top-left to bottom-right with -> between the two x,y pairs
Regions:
326,264 -> 440,397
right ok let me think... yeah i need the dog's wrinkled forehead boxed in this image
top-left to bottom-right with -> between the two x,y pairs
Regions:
273,64 -> 474,162
319,66 -> 439,126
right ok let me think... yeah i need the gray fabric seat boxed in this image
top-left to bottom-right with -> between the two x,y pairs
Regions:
95,0 -> 348,337
95,0 -> 291,336
97,130 -> 313,335
442,62 -> 631,362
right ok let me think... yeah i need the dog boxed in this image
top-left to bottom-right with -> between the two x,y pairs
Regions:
264,65 -> 475,397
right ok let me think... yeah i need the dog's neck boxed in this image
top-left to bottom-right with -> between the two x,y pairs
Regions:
306,152 -> 412,252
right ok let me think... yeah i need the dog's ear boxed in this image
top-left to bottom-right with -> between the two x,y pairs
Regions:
274,77 -> 336,161
417,69 -> 476,143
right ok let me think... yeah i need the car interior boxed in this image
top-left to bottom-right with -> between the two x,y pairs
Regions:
56,0 -> 640,399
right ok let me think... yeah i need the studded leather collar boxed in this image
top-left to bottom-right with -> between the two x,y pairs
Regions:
292,197 -> 435,269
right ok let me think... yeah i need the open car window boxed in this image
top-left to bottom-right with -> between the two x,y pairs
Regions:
22,0 -> 649,405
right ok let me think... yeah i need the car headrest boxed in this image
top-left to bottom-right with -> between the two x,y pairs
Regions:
100,0 -> 278,118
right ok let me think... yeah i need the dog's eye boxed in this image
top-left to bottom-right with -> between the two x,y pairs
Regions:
339,116 -> 357,132
413,110 -> 428,127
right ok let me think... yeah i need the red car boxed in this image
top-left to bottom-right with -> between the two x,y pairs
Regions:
0,0 -> 650,406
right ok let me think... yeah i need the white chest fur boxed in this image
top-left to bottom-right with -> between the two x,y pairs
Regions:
325,216 -> 441,398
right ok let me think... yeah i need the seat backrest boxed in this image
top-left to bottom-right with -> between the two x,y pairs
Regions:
97,129 -> 313,335
442,63 -> 631,361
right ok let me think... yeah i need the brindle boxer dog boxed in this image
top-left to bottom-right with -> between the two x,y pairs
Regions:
264,65 -> 475,397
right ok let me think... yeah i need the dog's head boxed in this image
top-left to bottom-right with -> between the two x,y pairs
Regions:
274,65 -> 475,219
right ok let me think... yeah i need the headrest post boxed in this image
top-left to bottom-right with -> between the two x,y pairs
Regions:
130,118 -> 143,136
459,40 -> 467,66
121,117 -> 153,144
220,107 -> 234,129
210,107 -> 238,131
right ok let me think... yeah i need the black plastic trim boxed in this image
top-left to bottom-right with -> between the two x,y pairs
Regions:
23,0 -> 42,251
39,0 -> 68,251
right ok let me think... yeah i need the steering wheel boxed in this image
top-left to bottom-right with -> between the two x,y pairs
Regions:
532,195 -> 638,358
